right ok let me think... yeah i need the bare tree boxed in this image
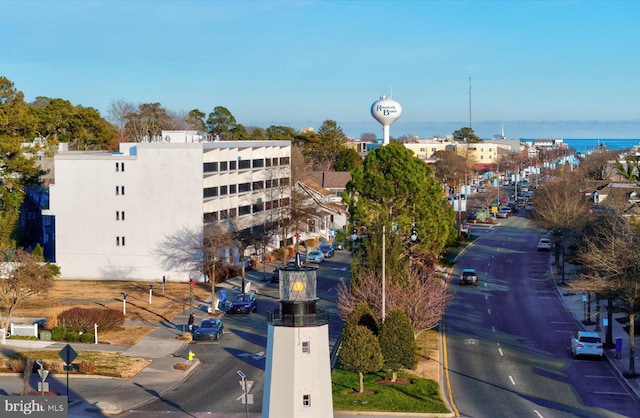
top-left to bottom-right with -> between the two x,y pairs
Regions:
154,224 -> 235,308
531,171 -> 591,263
337,265 -> 451,334
106,98 -> 136,143
573,213 -> 640,377
0,249 -> 56,330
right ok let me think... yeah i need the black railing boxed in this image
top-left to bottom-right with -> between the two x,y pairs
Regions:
267,309 -> 329,327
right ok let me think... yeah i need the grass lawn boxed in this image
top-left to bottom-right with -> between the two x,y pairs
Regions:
332,368 -> 449,413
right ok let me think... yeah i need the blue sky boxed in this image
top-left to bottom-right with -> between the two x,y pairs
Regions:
3,0 -> 640,139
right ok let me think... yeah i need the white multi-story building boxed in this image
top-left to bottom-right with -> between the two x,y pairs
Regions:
44,135 -> 291,281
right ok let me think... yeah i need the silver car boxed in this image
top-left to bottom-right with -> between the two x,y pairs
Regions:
571,331 -> 603,358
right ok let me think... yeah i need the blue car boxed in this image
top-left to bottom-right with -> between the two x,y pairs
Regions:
319,244 -> 335,258
193,318 -> 224,340
228,293 -> 258,314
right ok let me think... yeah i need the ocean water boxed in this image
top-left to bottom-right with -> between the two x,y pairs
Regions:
559,138 -> 638,152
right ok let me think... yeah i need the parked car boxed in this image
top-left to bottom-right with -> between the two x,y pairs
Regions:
460,268 -> 478,286
227,293 -> 258,314
307,250 -> 325,263
319,244 -> 335,258
537,237 -> 553,251
288,252 -> 307,264
570,331 -> 603,359
496,209 -> 511,218
331,241 -> 344,250
192,318 -> 224,341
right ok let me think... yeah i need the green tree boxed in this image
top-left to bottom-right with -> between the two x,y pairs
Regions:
345,141 -> 456,278
344,301 -> 379,336
379,308 -> 418,382
616,155 -> 640,182
335,147 -> 362,171
206,106 -> 237,140
453,127 -> 481,143
266,125 -> 297,141
187,109 -> 206,131
248,127 -> 267,140
301,120 -> 348,170
338,324 -> 383,393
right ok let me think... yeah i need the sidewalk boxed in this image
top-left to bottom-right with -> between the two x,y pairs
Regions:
554,262 -> 640,400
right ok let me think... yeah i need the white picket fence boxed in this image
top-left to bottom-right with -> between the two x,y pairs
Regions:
10,323 -> 38,338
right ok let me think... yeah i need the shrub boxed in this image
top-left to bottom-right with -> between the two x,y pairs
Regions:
58,307 -> 124,332
7,359 -> 25,373
51,327 -> 66,341
80,333 -> 94,343
44,306 -> 66,330
44,361 -> 64,373
65,331 -> 80,342
78,360 -> 96,374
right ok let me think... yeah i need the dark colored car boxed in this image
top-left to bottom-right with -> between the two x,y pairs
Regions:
460,268 -> 478,286
228,293 -> 258,314
192,318 -> 224,340
319,244 -> 335,258
331,241 -> 344,250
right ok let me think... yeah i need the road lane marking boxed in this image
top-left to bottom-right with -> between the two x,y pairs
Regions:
509,375 -> 516,385
534,410 -> 544,418
499,347 -> 504,356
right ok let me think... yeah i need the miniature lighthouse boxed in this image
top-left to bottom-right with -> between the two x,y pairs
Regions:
371,95 -> 402,145
262,254 -> 333,418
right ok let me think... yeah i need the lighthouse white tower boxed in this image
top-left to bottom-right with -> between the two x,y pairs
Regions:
371,95 -> 402,145
262,255 -> 333,418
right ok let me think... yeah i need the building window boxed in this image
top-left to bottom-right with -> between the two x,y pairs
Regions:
204,187 -> 218,198
116,236 -> 126,246
238,182 -> 251,193
279,157 -> 290,165
219,209 -> 229,220
266,179 -> 272,188
302,341 -> 310,354
272,157 -> 279,166
220,185 -> 228,196
252,158 -> 264,168
220,161 -> 228,171
121,162 -> 124,172
116,211 -> 125,221
230,160 -> 237,170
308,219 -> 316,233
252,181 -> 264,191
280,177 -> 290,186
230,208 -> 237,217
204,162 -> 218,172
253,202 -> 264,213
239,205 -> 251,216
204,212 -> 218,223
265,158 -> 272,167
303,394 -> 311,408
230,184 -> 237,194
115,162 -> 119,172
116,185 -> 125,195
238,159 -> 251,170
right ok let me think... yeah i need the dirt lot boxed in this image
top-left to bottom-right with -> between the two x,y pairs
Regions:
10,279 -> 213,345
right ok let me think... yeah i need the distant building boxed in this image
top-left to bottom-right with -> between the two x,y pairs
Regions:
44,134 -> 291,281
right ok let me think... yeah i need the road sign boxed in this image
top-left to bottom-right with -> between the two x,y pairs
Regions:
239,380 -> 254,392
59,344 -> 78,364
37,369 -> 49,380
37,382 -> 49,392
236,394 -> 254,404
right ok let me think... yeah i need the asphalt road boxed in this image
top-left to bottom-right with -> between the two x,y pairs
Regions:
445,214 -> 639,417
122,249 -> 349,417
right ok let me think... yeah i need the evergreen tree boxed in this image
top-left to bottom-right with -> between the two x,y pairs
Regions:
344,301 -> 379,336
339,324 -> 383,393
379,308 -> 418,382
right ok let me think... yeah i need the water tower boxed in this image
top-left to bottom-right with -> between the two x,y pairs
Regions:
371,95 -> 402,145
262,255 -> 333,418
